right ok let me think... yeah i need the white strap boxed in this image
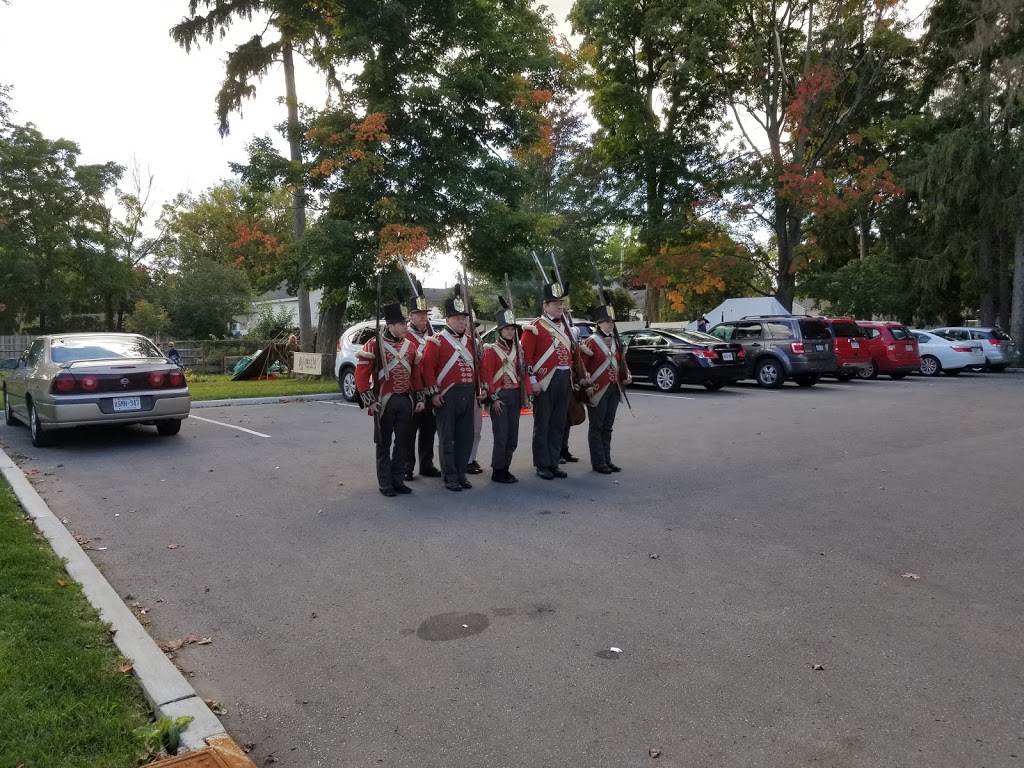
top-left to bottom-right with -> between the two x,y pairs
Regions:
539,316 -> 573,351
488,343 -> 520,385
379,339 -> 411,380
437,331 -> 473,383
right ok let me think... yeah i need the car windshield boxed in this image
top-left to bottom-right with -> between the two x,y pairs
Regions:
665,329 -> 719,345
829,320 -> 864,337
888,326 -> 913,341
798,319 -> 832,340
50,336 -> 162,363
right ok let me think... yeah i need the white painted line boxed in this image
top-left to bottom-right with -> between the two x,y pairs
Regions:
314,399 -> 359,408
190,415 -> 271,438
630,392 -> 697,400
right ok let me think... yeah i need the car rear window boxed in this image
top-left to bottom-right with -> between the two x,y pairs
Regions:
888,326 -> 913,341
798,319 -> 832,340
766,321 -> 795,339
829,320 -> 864,337
50,336 -> 162,363
668,329 -> 719,345
990,328 -> 1012,340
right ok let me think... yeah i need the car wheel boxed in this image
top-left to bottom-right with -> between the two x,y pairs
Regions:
857,360 -> 879,380
339,366 -> 358,402
988,364 -> 1007,373
703,380 -> 725,391
28,401 -> 56,448
3,387 -> 20,427
755,359 -> 785,389
156,419 -> 182,436
919,355 -> 941,377
794,374 -> 820,387
653,363 -> 679,392
835,371 -> 857,382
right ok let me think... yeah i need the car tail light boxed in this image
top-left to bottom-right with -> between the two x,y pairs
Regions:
989,339 -> 1002,346
80,375 -> 99,392
149,372 -> 166,388
790,342 -> 805,354
693,350 -> 717,359
168,370 -> 185,387
52,373 -> 77,394
950,345 -> 973,353
737,348 -> 746,357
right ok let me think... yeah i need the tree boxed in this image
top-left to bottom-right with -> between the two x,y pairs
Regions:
571,0 -> 732,321
719,0 -> 913,310
124,300 -> 171,338
158,258 -> 253,339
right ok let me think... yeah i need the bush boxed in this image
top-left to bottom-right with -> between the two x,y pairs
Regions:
248,304 -> 296,340
124,300 -> 170,338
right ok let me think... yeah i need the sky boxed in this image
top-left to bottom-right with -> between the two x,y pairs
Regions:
0,0 -> 575,286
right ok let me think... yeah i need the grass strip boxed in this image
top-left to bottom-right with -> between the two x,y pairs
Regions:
185,373 -> 339,401
0,480 -> 151,767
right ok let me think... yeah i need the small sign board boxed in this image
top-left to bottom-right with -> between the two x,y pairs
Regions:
293,352 -> 323,375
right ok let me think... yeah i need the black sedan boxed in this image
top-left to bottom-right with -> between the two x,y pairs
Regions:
618,328 -> 747,391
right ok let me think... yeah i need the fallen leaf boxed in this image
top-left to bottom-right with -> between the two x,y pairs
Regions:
242,743 -> 255,753
160,640 -> 184,653
812,663 -> 825,671
116,663 -> 134,674
204,698 -> 228,715
609,646 -> 623,654
56,579 -> 67,587
182,634 -> 200,645
648,747 -> 662,758
197,637 -> 213,645
902,572 -> 921,580
166,544 -> 180,549
649,554 -> 659,560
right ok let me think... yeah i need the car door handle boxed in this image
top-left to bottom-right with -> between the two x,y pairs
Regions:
749,342 -> 761,347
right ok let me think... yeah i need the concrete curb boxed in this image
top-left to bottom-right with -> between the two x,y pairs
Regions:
191,392 -> 349,408
0,445 -> 255,763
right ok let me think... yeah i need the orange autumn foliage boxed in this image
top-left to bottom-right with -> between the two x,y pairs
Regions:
378,224 -> 430,262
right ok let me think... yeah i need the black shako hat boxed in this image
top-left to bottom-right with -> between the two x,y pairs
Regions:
407,277 -> 429,313
542,270 -> 569,303
443,285 -> 471,317
383,301 -> 408,324
593,303 -> 616,323
495,296 -> 518,330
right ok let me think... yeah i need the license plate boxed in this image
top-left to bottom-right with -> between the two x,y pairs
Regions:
113,397 -> 141,412
905,344 -> 913,351
851,341 -> 859,348
815,344 -> 825,351
722,352 -> 734,361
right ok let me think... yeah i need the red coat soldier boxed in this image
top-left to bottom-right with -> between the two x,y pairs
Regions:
581,303 -> 631,474
355,301 -> 424,497
480,304 -> 523,483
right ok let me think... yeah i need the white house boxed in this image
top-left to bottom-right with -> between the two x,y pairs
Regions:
234,287 -> 324,336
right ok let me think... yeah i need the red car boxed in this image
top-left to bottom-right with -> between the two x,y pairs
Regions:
855,321 -> 921,379
822,317 -> 872,381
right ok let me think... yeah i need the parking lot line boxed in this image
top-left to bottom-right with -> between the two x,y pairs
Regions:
314,400 -> 359,408
630,391 -> 697,400
190,415 -> 271,438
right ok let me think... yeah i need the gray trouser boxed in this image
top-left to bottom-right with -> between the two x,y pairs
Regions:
587,387 -> 620,468
489,388 -> 522,470
375,394 -> 414,490
406,406 -> 437,472
436,384 -> 475,484
469,402 -> 483,462
532,369 -> 571,470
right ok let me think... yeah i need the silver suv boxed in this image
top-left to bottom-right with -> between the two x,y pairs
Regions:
928,326 -> 1017,371
334,320 -> 445,402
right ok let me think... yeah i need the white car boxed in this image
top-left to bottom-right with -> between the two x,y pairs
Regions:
911,330 -> 985,377
334,320 -> 445,402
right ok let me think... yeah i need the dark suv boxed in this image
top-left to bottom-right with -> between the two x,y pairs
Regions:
708,316 -> 838,388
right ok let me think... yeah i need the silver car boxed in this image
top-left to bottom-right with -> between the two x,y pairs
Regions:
2,333 -> 190,447
928,326 -> 1018,371
334,320 -> 445,402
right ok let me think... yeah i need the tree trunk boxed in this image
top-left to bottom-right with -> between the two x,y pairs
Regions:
978,211 -> 995,326
774,199 -> 799,311
998,233 -> 1010,329
315,300 -> 344,378
859,215 -> 870,260
643,282 -> 660,323
282,40 -> 312,351
1011,212 -> 1024,361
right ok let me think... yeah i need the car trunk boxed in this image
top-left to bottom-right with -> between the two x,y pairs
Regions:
829,320 -> 871,365
885,327 -> 920,365
796,319 -> 835,362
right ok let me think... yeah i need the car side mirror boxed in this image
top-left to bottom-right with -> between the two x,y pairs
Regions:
0,358 -> 18,370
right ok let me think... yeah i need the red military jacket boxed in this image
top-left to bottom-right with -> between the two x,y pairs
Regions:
420,327 -> 477,395
582,329 -> 626,405
519,315 -> 574,392
354,331 -> 417,411
480,338 -> 521,399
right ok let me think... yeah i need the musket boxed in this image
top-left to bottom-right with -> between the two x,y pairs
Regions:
586,251 -> 634,417
547,251 -> 590,398
459,264 -> 483,400
395,254 -> 432,336
504,273 -> 530,403
372,271 -> 384,430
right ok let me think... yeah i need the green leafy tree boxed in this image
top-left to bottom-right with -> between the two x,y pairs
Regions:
124,300 -> 171,338
158,258 -> 253,339
248,302 -> 296,339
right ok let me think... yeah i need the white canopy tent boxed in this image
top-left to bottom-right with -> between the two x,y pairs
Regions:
652,297 -> 809,331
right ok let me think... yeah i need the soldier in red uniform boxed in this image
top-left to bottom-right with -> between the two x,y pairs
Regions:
403,290 -> 442,480
520,278 -> 586,479
419,289 -> 478,492
582,303 -> 632,474
355,301 -> 425,497
481,305 -> 523,483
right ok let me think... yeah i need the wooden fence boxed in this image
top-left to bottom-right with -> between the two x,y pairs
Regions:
0,335 -> 32,360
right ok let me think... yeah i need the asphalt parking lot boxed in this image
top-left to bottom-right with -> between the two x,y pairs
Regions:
3,372 -> 1023,768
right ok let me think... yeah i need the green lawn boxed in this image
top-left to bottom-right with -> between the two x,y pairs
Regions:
0,482 -> 152,767
186,373 -> 340,401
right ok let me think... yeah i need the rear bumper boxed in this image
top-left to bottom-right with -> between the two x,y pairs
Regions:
837,359 -> 871,371
36,392 -> 191,429
787,356 -> 838,375
880,363 -> 919,375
